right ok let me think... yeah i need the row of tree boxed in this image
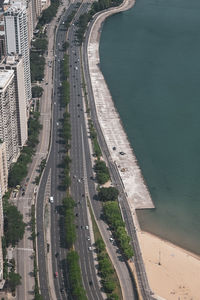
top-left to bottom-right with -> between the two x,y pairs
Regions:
76,0 -> 123,44
63,196 -> 76,249
66,251 -> 87,300
95,239 -> 120,298
8,111 -> 42,187
38,0 -> 60,26
88,119 -> 102,159
103,201 -> 134,259
30,51 -> 45,82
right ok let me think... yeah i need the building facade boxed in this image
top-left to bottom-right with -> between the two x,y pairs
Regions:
4,2 -> 32,104
0,141 -> 8,197
0,55 -> 28,147
0,69 -> 19,167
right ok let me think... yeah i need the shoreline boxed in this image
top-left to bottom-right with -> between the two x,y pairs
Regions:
87,0 -> 200,299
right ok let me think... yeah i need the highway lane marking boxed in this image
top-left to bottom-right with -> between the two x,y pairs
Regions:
17,247 -> 34,252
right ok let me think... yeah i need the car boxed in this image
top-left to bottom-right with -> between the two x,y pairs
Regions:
55,252 -> 59,258
89,280 -> 93,286
45,82 -> 48,85
87,237 -> 90,241
55,272 -> 58,278
60,288 -> 64,293
49,196 -> 54,203
75,213 -> 79,217
109,237 -> 114,242
22,191 -> 25,196
113,146 -> 116,150
88,246 -> 92,251
85,226 -> 89,230
119,151 -> 125,155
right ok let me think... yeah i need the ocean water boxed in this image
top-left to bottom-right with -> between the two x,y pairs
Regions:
99,0 -> 200,255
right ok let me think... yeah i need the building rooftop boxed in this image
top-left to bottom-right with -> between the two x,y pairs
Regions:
0,69 -> 14,89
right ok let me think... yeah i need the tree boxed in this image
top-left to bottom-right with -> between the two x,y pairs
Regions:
8,271 -> 21,292
94,160 -> 110,184
107,294 -> 119,300
32,85 -> 44,98
32,38 -> 48,54
98,187 -> 119,202
4,204 -> 25,246
103,279 -> 115,293
95,239 -> 105,253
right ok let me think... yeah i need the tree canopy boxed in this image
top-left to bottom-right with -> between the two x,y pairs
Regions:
32,85 -> 44,98
98,187 -> 119,202
4,202 -> 25,247
94,160 -> 110,184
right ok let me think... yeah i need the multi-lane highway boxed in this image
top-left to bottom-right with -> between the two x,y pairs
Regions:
37,2 -> 105,300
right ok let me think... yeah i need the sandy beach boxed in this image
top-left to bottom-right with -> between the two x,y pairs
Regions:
87,1 -> 200,299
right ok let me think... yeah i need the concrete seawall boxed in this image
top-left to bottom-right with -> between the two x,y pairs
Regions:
87,0 -> 154,210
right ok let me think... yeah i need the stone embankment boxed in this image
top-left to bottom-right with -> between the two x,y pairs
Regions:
88,0 -> 155,211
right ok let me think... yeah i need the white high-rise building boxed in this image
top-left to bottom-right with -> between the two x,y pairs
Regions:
0,55 -> 28,147
0,69 -> 19,167
4,2 -> 32,105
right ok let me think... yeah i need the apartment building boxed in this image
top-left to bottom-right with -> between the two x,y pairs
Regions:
0,55 -> 28,147
4,2 -> 32,104
0,69 -> 19,167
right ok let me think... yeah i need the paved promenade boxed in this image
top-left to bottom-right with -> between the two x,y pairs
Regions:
87,0 -> 154,210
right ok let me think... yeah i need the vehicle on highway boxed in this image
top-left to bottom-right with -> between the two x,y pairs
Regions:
49,196 -> 54,203
54,271 -> 58,278
88,246 -> 92,251
85,225 -> 89,230
119,151 -> 125,155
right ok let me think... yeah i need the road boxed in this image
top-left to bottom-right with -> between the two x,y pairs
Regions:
37,2 -> 105,300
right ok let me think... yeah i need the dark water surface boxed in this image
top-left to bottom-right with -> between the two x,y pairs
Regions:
99,0 -> 200,254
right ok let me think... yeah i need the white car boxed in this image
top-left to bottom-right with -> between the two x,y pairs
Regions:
109,237 -> 114,242
85,226 -> 89,230
88,247 -> 92,251
49,196 -> 54,203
